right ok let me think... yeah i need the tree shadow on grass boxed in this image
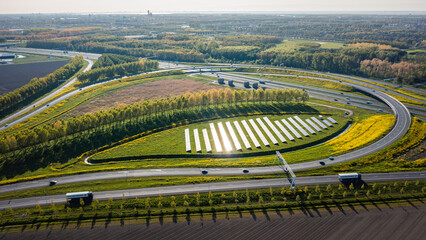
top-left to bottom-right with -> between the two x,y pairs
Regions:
275,209 -> 283,218
321,202 -> 333,215
173,209 -> 178,223
249,209 -> 257,221
185,208 -> 191,225
405,199 -> 418,210
333,201 -> 346,215
347,203 -> 358,214
104,213 -> 112,229
211,208 -> 217,223
310,204 -> 322,217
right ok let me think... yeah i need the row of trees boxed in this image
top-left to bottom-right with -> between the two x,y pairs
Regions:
77,59 -> 159,85
360,58 -> 423,84
91,53 -> 138,69
0,88 -> 308,154
0,56 -> 85,114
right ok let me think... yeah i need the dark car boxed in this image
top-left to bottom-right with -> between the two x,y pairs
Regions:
319,161 -> 325,165
243,169 -> 249,173
49,180 -> 57,186
201,170 -> 208,175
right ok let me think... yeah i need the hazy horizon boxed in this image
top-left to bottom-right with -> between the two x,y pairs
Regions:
1,0 -> 425,14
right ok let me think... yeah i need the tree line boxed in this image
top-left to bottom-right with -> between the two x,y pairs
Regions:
77,59 -> 159,85
0,88 -> 308,154
0,56 -> 85,116
360,58 -> 423,85
91,53 -> 138,69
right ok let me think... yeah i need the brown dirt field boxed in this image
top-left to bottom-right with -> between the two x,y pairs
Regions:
68,79 -> 221,116
1,203 -> 424,240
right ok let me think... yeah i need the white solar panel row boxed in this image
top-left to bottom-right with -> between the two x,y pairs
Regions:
288,117 -> 309,137
311,117 -> 327,129
294,116 -> 316,135
327,117 -> 338,124
226,121 -> 242,151
305,119 -> 322,132
185,128 -> 191,152
202,128 -> 212,153
256,118 -> 278,145
323,119 -> 333,127
249,119 -> 269,146
218,122 -> 233,152
234,121 -> 251,149
281,119 -> 302,139
242,120 -> 260,148
209,123 -> 222,153
193,129 -> 202,152
274,120 -> 295,141
263,117 -> 286,143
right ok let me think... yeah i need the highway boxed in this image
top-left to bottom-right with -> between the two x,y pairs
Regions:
0,47 -> 418,205
0,171 -> 424,210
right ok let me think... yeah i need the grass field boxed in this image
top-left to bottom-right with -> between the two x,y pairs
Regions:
10,52 -> 69,64
91,113 -> 348,160
262,40 -> 345,54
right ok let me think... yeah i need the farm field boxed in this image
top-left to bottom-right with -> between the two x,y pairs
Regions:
0,60 -> 70,95
68,78 -> 221,116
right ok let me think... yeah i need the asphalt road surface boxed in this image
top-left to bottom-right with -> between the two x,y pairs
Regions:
0,172 -> 423,210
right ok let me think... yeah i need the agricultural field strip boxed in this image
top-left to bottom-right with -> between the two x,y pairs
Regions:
256,118 -> 279,145
294,116 -> 316,135
185,129 -> 191,152
202,129 -> 212,153
288,117 -> 309,137
327,117 -> 338,124
193,129 -> 201,153
249,119 -> 269,146
311,117 -> 328,129
274,120 -> 295,141
323,119 -> 333,127
217,122 -> 233,152
305,118 -> 322,132
262,117 -> 286,143
242,120 -> 261,148
225,121 -> 242,151
233,121 -> 251,149
209,123 -> 223,153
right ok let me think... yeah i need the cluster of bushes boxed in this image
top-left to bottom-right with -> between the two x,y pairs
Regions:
0,56 -> 85,116
77,59 -> 159,85
91,53 -> 138,69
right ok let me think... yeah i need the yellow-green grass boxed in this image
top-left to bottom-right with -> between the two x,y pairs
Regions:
91,113 -> 348,161
262,40 -> 345,54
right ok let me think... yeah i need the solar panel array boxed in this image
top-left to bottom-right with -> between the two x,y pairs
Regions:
209,123 -> 222,153
281,119 -> 302,139
202,128 -> 212,153
184,115 -> 338,153
305,118 -> 322,132
226,121 -> 242,151
234,121 -> 251,149
249,119 -> 269,146
242,120 -> 260,148
256,118 -> 278,145
327,117 -> 338,124
185,128 -> 191,152
193,129 -> 201,152
294,116 -> 316,135
274,120 -> 294,141
311,117 -> 327,129
323,119 -> 333,127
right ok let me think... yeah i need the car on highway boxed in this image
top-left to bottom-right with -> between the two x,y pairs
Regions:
201,170 -> 208,175
49,180 -> 57,186
243,169 -> 249,173
367,101 -> 372,104
4,124 -> 8,127
46,104 -> 49,107
379,109 -> 383,112
329,157 -> 334,160
319,161 -> 325,165
334,99 -> 338,101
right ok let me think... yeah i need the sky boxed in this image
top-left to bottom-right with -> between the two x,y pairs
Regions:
0,0 -> 425,14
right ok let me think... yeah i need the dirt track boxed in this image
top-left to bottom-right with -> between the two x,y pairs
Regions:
1,203 -> 424,240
